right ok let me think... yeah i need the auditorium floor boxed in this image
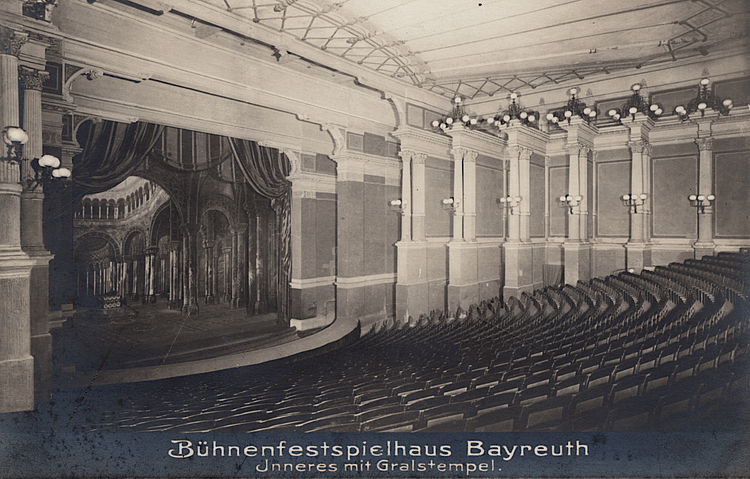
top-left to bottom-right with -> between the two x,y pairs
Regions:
55,301 -> 298,373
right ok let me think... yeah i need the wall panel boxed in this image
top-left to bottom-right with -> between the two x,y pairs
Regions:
425,160 -> 452,237
549,166 -> 569,237
652,156 -> 697,238
596,161 -> 629,237
530,163 -> 545,238
715,152 -> 750,238
476,165 -> 504,237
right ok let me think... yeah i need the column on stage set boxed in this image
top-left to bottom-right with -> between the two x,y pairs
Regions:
202,239 -> 214,304
180,223 -> 200,315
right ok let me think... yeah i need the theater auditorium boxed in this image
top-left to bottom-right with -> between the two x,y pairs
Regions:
0,0 -> 749,434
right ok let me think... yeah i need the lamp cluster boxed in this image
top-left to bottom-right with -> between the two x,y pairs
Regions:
688,193 -> 715,214
621,193 -> 648,213
498,195 -> 522,214
559,194 -> 583,214
431,97 -> 479,131
608,84 -> 663,124
2,126 -> 70,188
546,88 -> 596,125
675,78 -> 732,121
486,93 -> 538,128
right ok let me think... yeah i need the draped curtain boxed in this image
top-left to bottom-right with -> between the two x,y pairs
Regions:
72,120 -> 164,202
229,139 -> 292,323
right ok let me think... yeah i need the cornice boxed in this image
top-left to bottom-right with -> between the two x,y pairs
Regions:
504,124 -> 549,154
447,125 -> 507,159
390,125 -> 452,160
331,150 -> 401,184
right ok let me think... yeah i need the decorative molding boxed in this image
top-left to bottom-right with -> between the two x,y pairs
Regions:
288,171 -> 336,196
331,150 -> 400,183
290,276 -> 336,289
626,140 -> 648,154
322,123 -> 346,156
448,125 -> 507,159
335,272 -> 397,289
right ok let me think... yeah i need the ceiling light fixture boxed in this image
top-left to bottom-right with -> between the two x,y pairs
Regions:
607,83 -> 662,124
674,78 -> 732,121
546,88 -> 596,125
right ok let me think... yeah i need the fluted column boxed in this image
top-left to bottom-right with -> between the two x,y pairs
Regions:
450,148 -> 465,241
0,27 -> 33,413
462,149 -> 478,242
181,223 -> 200,315
398,150 -> 412,241
694,137 -> 715,257
627,140 -> 646,244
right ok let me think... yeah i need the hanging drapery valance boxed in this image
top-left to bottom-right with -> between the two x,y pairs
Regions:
72,120 -> 164,202
229,138 -> 292,323
149,127 -> 233,172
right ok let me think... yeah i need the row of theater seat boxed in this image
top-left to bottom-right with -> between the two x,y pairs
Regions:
72,252 -> 749,433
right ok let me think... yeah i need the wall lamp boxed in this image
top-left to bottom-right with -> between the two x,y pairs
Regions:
3,126 -> 28,162
442,197 -> 460,212
389,198 -> 407,214
688,194 -> 715,214
559,194 -> 583,214
546,88 -> 596,126
608,83 -> 662,124
675,78 -> 732,121
497,195 -> 522,214
621,193 -> 648,213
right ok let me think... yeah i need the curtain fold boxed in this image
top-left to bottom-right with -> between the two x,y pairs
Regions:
229,138 -> 292,323
72,120 -> 164,201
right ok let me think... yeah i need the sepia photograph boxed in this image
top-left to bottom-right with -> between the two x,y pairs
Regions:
0,0 -> 749,477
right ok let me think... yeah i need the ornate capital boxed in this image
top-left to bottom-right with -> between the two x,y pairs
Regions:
412,152 -> 427,165
398,149 -> 414,163
463,149 -> 478,163
0,27 -> 28,57
627,140 -> 649,154
451,147 -> 477,162
568,142 -> 591,157
695,137 -> 714,151
19,66 -> 49,91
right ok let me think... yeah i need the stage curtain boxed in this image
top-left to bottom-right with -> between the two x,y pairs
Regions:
229,139 -> 292,323
72,120 -> 164,201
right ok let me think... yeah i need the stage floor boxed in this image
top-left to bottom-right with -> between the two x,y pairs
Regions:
56,301 -> 299,373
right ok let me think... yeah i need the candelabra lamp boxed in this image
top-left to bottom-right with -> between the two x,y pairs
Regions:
23,154 -> 70,191
688,194 -> 715,213
431,97 -> 479,131
608,84 -> 663,124
675,78 -> 732,121
389,198 -> 407,214
485,93 -> 537,129
497,195 -> 522,214
559,194 -> 583,214
621,193 -> 648,213
442,197 -> 460,212
546,88 -> 597,125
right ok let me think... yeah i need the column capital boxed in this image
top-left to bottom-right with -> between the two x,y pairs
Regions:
567,142 -> 591,156
627,140 -> 651,154
411,151 -> 427,164
19,66 -> 48,91
0,27 -> 28,57
202,240 -> 215,249
695,137 -> 714,151
234,224 -> 248,235
450,147 -> 477,162
509,145 -> 533,162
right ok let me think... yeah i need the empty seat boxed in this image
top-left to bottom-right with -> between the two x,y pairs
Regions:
467,406 -> 523,432
522,396 -> 573,431
360,410 -> 420,432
